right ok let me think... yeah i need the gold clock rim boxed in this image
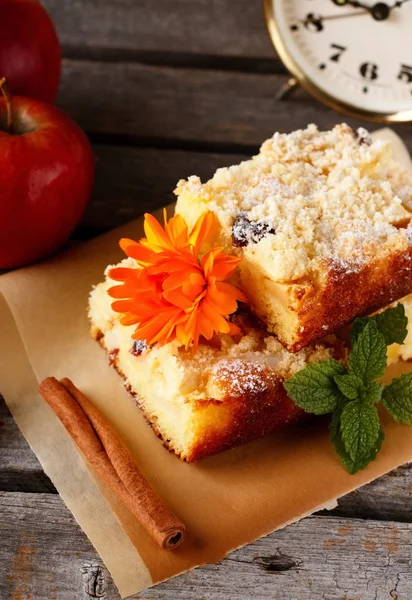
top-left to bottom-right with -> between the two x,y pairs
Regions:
263,0 -> 412,123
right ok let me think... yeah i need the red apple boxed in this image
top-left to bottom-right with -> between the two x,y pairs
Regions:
0,81 -> 95,268
0,0 -> 61,103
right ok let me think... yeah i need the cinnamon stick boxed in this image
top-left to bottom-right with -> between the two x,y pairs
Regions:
39,376 -> 185,549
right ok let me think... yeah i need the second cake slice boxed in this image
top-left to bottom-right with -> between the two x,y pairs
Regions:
175,124 -> 412,351
89,264 -> 346,461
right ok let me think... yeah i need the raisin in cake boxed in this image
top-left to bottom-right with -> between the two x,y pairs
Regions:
89,262 -> 346,462
175,124 -> 412,351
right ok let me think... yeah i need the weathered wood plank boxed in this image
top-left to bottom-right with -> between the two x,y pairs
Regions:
86,145 -> 245,229
333,463 -> 412,523
0,396 -> 55,493
42,0 -> 276,61
1,491 -> 412,600
58,59 -> 412,151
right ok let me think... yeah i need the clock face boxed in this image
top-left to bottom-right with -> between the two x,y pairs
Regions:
268,0 -> 412,119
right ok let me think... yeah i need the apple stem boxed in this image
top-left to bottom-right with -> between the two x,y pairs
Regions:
0,77 -> 13,133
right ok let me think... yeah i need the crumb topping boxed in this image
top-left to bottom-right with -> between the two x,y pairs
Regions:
175,312 -> 339,399
89,271 -> 345,403
175,124 -> 412,281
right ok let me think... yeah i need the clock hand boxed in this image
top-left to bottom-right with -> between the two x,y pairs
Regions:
301,9 -> 368,24
322,9 -> 369,19
332,0 -> 409,20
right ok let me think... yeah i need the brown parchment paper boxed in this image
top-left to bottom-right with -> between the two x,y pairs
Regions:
1,128 -> 412,598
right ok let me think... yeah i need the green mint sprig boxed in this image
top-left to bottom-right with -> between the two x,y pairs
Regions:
284,304 -> 412,474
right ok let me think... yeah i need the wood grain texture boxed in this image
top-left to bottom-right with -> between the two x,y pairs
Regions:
1,491 -> 412,600
42,0 -> 276,61
0,396 -> 55,493
58,59 -> 412,151
333,463 -> 412,523
86,144 -> 245,229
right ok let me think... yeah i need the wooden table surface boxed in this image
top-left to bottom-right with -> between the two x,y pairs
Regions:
2,2 -> 412,599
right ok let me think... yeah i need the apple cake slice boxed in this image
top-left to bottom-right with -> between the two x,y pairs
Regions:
89,261 -> 346,462
175,124 -> 412,351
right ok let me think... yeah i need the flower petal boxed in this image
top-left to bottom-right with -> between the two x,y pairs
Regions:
201,298 -> 231,334
162,288 -> 194,310
132,312 -> 171,341
162,268 -> 197,291
228,322 -> 242,336
215,281 -> 248,304
165,214 -> 189,248
210,254 -> 242,280
144,213 -> 174,250
120,313 -> 140,326
150,254 -> 196,275
189,211 -> 217,255
176,320 -> 190,346
152,311 -> 184,345
197,310 -> 215,340
205,285 -> 239,315
107,209 -> 244,351
134,308 -> 183,345
119,238 -> 139,254
201,248 -> 216,279
107,283 -> 139,299
108,267 -> 136,282
183,307 -> 200,349
125,243 -> 161,266
111,299 -> 136,313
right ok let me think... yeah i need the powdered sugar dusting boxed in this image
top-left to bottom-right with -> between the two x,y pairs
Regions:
176,124 -> 412,282
214,359 -> 272,398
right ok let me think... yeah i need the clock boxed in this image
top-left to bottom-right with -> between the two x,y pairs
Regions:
264,0 -> 412,122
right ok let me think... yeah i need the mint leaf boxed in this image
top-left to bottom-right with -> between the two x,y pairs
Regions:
284,359 -> 346,415
332,432 -> 359,474
348,320 -> 387,382
333,374 -> 384,403
381,373 -> 412,424
374,304 -> 408,346
333,427 -> 384,474
285,303 -> 411,475
334,374 -> 363,400
330,404 -> 345,441
362,381 -> 384,404
350,317 -> 369,345
340,401 -> 380,462
350,304 -> 407,346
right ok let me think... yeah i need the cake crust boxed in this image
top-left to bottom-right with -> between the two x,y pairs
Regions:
250,245 -> 412,352
175,124 -> 412,350
92,325 -> 306,462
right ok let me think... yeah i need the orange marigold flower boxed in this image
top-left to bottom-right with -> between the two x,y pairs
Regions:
107,210 -> 247,350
